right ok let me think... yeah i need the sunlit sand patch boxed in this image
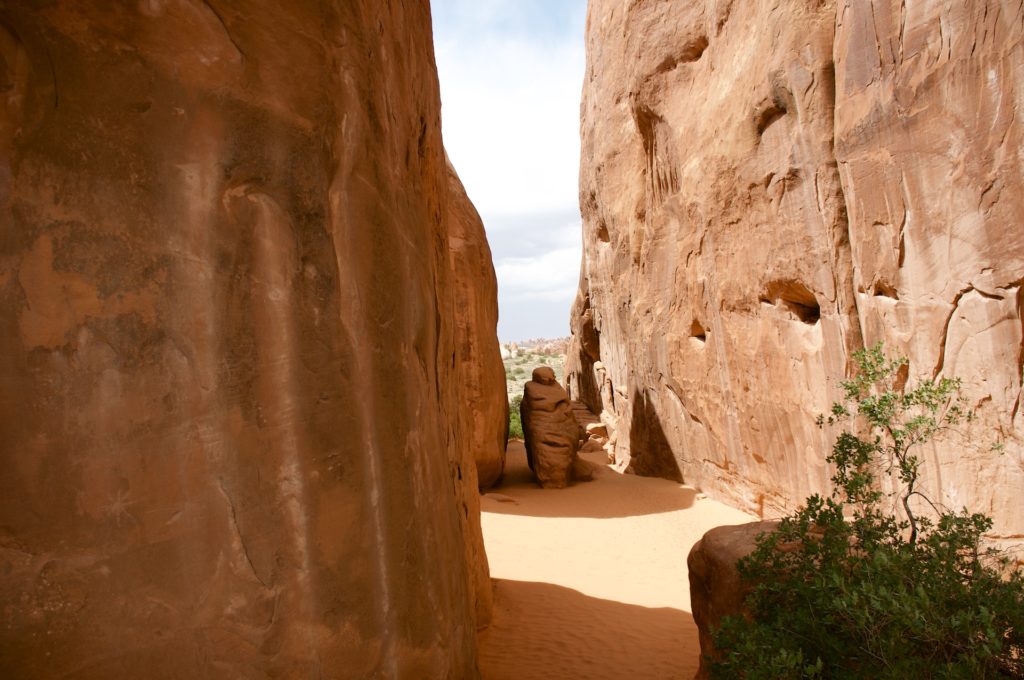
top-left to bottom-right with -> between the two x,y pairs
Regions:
478,441 -> 755,679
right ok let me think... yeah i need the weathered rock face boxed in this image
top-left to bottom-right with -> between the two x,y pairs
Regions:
0,2 -> 500,676
568,0 -> 1024,543
442,159 -> 504,628
687,521 -> 778,679
521,367 -> 584,488
445,158 -> 508,491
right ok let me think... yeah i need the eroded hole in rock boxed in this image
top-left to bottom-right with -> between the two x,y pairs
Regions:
755,104 -> 786,138
781,298 -> 820,324
690,318 -> 707,342
681,35 -> 709,62
596,219 -> 610,243
762,280 -> 821,325
872,281 -> 899,299
657,35 -> 710,73
655,55 -> 676,73
764,167 -> 802,201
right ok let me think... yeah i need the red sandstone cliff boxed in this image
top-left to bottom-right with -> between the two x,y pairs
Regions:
442,158 -> 505,629
568,0 -> 1024,547
445,158 -> 508,492
0,1 -> 501,676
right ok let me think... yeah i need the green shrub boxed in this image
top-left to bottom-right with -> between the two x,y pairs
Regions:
711,343 -> 1024,679
512,367 -> 526,377
508,395 -> 524,440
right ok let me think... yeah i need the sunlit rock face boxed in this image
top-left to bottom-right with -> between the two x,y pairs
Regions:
568,0 -> 1024,544
0,2 -> 499,676
442,158 -> 504,627
445,159 -> 508,492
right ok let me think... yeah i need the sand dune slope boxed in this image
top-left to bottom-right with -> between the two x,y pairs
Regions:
478,442 -> 755,679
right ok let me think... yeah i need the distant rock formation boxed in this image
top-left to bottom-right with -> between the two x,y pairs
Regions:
567,0 -> 1024,545
520,367 -> 580,487
517,337 -> 571,356
0,2 -> 502,676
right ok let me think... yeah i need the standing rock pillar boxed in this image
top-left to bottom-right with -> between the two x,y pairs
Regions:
520,367 -> 585,488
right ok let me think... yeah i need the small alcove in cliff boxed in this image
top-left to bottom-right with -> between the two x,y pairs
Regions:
759,280 -> 821,325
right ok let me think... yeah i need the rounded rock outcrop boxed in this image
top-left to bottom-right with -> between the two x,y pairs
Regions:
520,367 -> 585,488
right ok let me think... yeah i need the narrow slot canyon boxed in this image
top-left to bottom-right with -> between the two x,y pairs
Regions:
2,1 -> 1023,678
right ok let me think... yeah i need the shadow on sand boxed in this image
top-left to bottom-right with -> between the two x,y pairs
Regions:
482,441 -> 696,519
629,387 -> 684,482
478,579 -> 698,680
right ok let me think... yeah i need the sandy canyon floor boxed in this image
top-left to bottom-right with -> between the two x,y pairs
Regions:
478,441 -> 755,679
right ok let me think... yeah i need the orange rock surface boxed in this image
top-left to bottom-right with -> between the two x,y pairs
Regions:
0,2 -> 502,676
442,158 -> 505,628
687,521 -> 779,678
521,367 -> 584,489
567,0 -> 1024,546
445,158 -> 508,491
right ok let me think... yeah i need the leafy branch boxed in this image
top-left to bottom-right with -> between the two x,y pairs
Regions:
711,343 -> 1024,679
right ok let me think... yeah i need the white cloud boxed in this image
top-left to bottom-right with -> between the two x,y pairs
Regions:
495,250 -> 580,302
494,221 -> 581,303
436,38 -> 584,217
433,2 -> 587,339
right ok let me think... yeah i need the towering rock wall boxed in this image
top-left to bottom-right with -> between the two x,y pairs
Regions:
445,159 -> 508,491
0,1 -> 501,676
441,159 -> 505,628
568,0 -> 1024,544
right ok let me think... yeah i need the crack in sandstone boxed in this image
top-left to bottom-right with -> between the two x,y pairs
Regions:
216,477 -> 271,589
1005,280 -> 1024,420
819,156 -> 864,369
932,284 -> 1009,381
869,1 -> 887,79
897,169 -> 912,267
899,0 -> 908,64
201,0 -> 247,62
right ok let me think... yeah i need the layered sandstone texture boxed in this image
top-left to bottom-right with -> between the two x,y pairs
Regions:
521,367 -> 585,488
445,157 -> 508,491
442,159 -> 504,627
568,0 -> 1024,544
0,2 -> 502,677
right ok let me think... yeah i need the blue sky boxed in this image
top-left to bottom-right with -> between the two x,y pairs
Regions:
432,0 -> 588,342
